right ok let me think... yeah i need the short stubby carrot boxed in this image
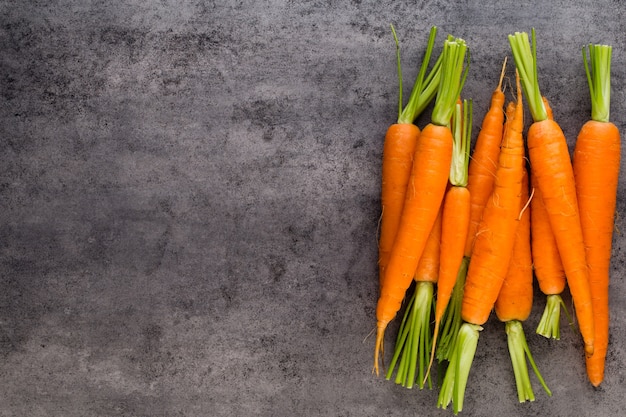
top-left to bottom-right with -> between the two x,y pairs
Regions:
574,43 -> 621,386
509,29 -> 595,357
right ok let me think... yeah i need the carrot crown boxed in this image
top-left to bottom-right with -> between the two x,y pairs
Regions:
392,26 -> 443,125
583,43 -> 612,123
449,99 -> 472,187
508,29 -> 548,122
431,37 -> 469,127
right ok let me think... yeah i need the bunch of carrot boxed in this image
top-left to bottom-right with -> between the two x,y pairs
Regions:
372,27 -> 620,414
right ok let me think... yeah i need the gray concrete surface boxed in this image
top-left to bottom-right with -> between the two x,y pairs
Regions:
1,1 -> 626,416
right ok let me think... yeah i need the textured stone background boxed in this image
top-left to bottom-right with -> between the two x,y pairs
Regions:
1,1 -> 626,416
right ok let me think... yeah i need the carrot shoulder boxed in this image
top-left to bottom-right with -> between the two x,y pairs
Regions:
574,43 -> 620,387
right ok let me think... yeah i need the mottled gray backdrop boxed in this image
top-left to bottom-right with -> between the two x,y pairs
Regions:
1,1 -> 626,416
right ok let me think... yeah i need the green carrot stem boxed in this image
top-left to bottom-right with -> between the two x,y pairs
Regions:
583,43 -> 612,123
505,320 -> 552,402
536,294 -> 573,339
508,29 -> 547,122
431,37 -> 469,127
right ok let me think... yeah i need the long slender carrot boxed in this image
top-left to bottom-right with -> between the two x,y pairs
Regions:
374,37 -> 469,376
385,208 -> 441,389
438,70 -> 525,414
379,26 -> 442,288
574,43 -> 620,387
509,29 -> 595,357
495,167 -> 552,403
464,58 -> 507,257
426,98 -> 472,380
531,170 -> 570,340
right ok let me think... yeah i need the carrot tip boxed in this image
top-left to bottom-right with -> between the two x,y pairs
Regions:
373,324 -> 387,376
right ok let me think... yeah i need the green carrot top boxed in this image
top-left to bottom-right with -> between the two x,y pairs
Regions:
449,99 -> 472,187
508,29 -> 547,123
392,25 -> 444,125
583,43 -> 612,123
431,37 -> 469,127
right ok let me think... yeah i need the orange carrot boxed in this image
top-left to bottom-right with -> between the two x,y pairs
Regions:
385,208 -> 441,389
574,44 -> 620,387
464,58 -> 507,257
379,26 -> 442,287
531,171 -> 570,340
495,168 -> 533,323
374,37 -> 469,376
509,29 -> 595,357
438,71 -> 526,414
437,69 -> 525,414
426,98 -> 473,378
495,167 -> 552,402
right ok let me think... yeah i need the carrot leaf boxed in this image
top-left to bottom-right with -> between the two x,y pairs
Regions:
397,26 -> 443,124
583,43 -> 612,123
431,37 -> 469,127
391,24 -> 403,121
508,29 -> 547,122
505,320 -> 552,403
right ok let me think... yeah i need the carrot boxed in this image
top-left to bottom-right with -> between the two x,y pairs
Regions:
373,37 -> 469,376
433,62 -> 507,370
425,98 -> 473,379
385,208 -> 441,389
464,58 -> 507,257
432,61 -> 507,376
438,70 -> 526,414
495,167 -> 552,402
574,44 -> 620,387
509,29 -> 595,357
531,170 -> 571,340
379,26 -> 442,288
